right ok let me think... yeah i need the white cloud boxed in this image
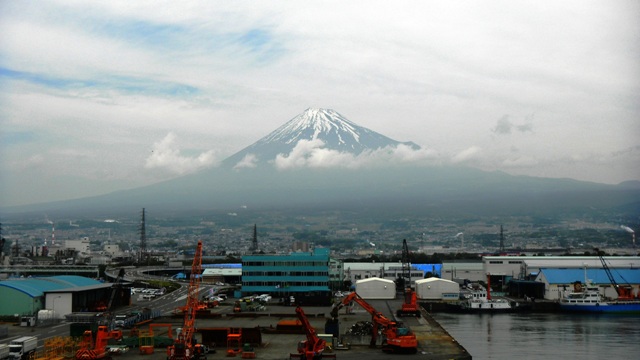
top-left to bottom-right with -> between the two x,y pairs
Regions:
233,153 -> 259,170
1,1 -> 639,205
451,146 -> 483,164
273,139 -> 439,170
144,133 -> 218,174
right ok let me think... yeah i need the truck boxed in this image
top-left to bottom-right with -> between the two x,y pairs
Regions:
0,344 -> 10,360
8,336 -> 37,359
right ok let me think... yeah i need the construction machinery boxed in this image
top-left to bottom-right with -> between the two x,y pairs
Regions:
75,326 -> 122,360
595,248 -> 637,300
397,239 -> 421,317
331,292 -> 418,354
290,306 -> 336,360
167,240 -> 207,360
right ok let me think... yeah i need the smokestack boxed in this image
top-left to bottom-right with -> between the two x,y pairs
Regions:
621,226 -> 635,247
455,232 -> 464,249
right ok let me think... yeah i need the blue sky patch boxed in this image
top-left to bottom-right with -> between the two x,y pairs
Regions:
0,67 -> 200,97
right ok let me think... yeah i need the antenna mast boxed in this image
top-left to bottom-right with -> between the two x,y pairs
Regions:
251,224 -> 258,253
499,225 -> 505,253
139,208 -> 147,263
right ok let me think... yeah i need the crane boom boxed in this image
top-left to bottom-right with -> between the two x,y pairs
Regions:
595,248 -> 634,300
292,306 -> 329,360
331,292 -> 418,354
398,239 -> 420,317
168,240 -> 205,360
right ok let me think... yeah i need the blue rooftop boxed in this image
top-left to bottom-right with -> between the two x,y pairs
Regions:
539,268 -> 640,285
0,275 -> 101,297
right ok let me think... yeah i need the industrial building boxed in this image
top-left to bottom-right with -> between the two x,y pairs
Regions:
0,275 -> 130,319
202,267 -> 242,284
354,277 -> 395,299
441,261 -> 485,283
241,248 -> 331,305
415,278 -> 460,301
342,262 -> 424,286
483,256 -> 640,279
535,268 -> 640,300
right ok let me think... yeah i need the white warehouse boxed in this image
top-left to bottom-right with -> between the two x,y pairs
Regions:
415,278 -> 460,301
355,277 -> 396,299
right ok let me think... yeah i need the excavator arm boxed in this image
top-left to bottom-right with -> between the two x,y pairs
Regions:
331,292 -> 418,354
294,306 -> 327,359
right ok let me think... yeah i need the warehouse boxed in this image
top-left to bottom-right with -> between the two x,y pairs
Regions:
415,278 -> 460,301
342,262 -> 424,287
202,267 -> 242,284
355,277 -> 395,299
0,275 -> 121,319
535,268 -> 640,300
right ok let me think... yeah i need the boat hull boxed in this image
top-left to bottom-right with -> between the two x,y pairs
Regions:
559,302 -> 640,314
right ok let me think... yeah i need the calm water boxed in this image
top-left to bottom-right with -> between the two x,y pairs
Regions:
431,312 -> 640,359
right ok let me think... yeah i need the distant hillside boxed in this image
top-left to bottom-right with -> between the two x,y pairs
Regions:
2,108 -> 639,219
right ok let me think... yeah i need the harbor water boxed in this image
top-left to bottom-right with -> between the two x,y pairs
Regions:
431,312 -> 640,359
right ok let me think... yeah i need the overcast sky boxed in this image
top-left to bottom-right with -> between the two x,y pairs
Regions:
1,1 -> 639,207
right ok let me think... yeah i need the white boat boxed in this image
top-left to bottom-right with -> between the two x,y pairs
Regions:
455,273 -> 518,313
559,255 -> 640,314
460,288 -> 514,312
560,282 -> 640,314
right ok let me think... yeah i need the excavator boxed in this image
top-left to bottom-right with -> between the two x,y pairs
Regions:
397,239 -> 421,317
331,292 -> 418,354
75,325 -> 122,359
167,240 -> 207,360
290,306 -> 336,360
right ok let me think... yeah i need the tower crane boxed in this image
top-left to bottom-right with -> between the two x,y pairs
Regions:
167,240 -> 206,360
331,292 -> 418,354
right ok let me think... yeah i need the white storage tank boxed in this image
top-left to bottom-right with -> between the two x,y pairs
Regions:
37,309 -> 55,323
416,278 -> 460,300
355,277 -> 396,299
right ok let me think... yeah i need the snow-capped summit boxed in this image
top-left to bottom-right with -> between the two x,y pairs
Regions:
263,108 -> 363,146
222,108 -> 419,169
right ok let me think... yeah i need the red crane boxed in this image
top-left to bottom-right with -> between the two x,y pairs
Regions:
290,306 -> 336,360
167,240 -> 206,360
75,325 -> 122,359
331,292 -> 418,354
397,239 -> 420,317
595,248 -> 636,300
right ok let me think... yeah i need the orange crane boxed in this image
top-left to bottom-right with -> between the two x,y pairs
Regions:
167,240 -> 207,360
595,248 -> 637,300
75,325 -> 122,359
331,292 -> 418,354
397,239 -> 420,317
290,306 -> 336,360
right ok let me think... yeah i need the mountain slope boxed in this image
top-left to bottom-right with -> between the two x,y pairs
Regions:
222,108 -> 419,169
2,108 -> 639,219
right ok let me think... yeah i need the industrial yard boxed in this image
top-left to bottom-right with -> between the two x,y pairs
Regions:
4,299 -> 470,360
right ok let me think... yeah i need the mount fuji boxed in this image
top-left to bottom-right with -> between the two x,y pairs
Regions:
3,108 -> 639,217
222,108 -> 420,170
